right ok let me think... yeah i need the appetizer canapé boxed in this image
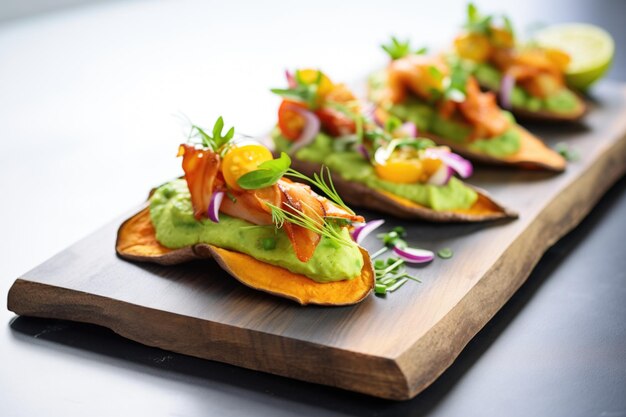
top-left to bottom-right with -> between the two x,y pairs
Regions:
271,69 -> 516,221
368,41 -> 566,171
452,3 -> 586,121
117,117 -> 374,305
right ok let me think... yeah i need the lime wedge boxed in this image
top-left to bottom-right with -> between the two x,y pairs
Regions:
534,23 -> 614,90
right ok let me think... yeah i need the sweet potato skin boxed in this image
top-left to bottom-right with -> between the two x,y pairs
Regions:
116,207 -> 374,306
288,159 -> 518,222
417,126 -> 566,172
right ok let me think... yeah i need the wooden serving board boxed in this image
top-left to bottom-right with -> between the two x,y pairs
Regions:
7,82 -> 626,400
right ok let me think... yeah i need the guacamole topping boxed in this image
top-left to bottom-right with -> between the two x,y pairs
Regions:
276,131 -> 478,211
473,63 -> 579,113
150,179 -> 364,283
369,72 -> 522,157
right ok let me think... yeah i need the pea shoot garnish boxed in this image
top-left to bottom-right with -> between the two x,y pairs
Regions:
373,257 -> 420,295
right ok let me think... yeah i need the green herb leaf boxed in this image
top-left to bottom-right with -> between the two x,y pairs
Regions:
237,152 -> 292,190
270,69 -> 325,109
384,116 -> 403,134
428,65 -> 444,81
189,116 -> 236,151
381,36 -> 412,60
437,248 -> 453,259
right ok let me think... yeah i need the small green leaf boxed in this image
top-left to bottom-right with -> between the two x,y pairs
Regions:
213,116 -> 224,140
381,36 -> 412,60
189,116 -> 236,151
437,248 -> 453,259
428,65 -> 443,81
384,116 -> 403,133
503,15 -> 514,35
237,152 -> 292,190
258,151 -> 291,172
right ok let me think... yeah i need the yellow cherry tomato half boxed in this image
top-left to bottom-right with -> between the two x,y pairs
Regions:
490,27 -> 515,49
296,68 -> 334,97
454,32 -> 492,62
375,159 -> 422,184
222,143 -> 273,190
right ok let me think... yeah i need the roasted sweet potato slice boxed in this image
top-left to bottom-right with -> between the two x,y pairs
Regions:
116,207 -> 374,306
486,84 -> 588,123
289,159 -> 517,222
419,126 -> 566,172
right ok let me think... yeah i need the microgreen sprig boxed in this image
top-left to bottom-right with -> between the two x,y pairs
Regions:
373,256 -> 420,295
286,166 -> 354,215
266,202 -> 353,247
367,226 -> 420,295
381,36 -> 428,60
464,2 -> 514,37
189,116 -> 235,152
270,69 -> 324,109
237,153 -> 354,215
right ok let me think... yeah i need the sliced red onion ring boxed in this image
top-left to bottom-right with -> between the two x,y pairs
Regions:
393,245 -> 434,264
357,143 -> 370,160
285,70 -> 296,88
208,191 -> 225,223
500,73 -> 515,109
397,122 -> 418,138
286,105 -> 321,154
427,164 -> 454,186
351,219 -> 385,245
425,148 -> 473,179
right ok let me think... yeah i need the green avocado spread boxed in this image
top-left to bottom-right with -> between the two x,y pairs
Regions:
473,63 -> 579,114
275,131 -> 478,211
149,179 -> 363,283
368,72 -> 522,158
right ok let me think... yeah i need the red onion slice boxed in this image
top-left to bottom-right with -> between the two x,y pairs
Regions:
357,143 -> 370,160
286,105 -> 321,154
285,70 -> 296,88
397,122 -> 418,138
427,163 -> 453,186
500,73 -> 515,109
351,219 -> 385,245
425,148 -> 473,179
393,245 -> 434,264
208,191 -> 225,223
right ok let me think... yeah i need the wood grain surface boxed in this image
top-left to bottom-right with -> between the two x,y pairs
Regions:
7,82 -> 626,400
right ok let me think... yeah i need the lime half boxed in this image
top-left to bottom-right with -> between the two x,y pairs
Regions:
535,23 -> 614,90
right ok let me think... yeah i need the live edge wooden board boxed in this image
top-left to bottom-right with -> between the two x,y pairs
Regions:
7,82 -> 626,400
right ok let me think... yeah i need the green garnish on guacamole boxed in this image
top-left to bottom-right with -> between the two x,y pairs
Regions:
369,72 -> 522,158
275,132 -> 478,211
149,179 -> 364,283
473,62 -> 579,114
